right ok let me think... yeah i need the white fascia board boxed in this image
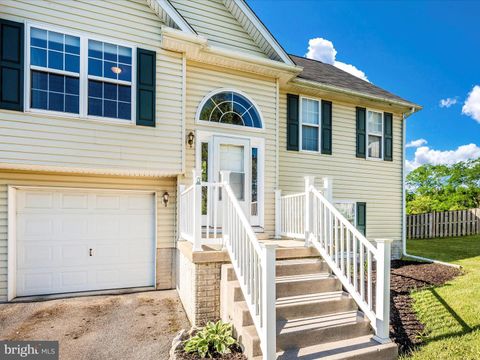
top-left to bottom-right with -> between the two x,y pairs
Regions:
232,0 -> 295,66
292,78 -> 422,112
150,0 -> 196,34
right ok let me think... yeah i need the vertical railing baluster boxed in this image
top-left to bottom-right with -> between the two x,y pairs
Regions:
367,251 -> 372,310
353,236 -> 358,291
360,243 -> 365,301
340,222 -> 345,275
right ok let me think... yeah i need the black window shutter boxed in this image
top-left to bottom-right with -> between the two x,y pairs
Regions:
384,112 -> 393,161
321,100 -> 332,155
286,94 -> 299,151
356,202 -> 366,236
136,48 -> 156,127
356,107 -> 366,158
0,19 -> 24,111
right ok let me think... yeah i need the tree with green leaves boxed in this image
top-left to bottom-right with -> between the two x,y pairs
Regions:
406,158 -> 480,214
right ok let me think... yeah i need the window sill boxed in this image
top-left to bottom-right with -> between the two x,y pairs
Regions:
24,109 -> 136,127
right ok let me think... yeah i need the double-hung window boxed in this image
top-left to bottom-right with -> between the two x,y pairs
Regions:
87,40 -> 132,120
367,110 -> 383,159
30,28 -> 80,114
27,25 -> 135,122
300,97 -> 321,152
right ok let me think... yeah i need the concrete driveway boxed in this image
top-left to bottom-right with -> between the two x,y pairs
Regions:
0,290 -> 190,360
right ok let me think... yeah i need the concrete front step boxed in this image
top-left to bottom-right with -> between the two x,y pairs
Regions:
276,291 -> 357,320
241,311 -> 373,357
276,273 -> 341,297
277,335 -> 398,360
220,258 -> 397,360
276,311 -> 372,350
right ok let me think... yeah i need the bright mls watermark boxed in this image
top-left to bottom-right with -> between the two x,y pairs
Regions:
0,341 -> 58,360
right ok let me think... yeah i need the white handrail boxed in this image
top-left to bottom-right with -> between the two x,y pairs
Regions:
221,172 -> 276,360
307,183 -> 392,342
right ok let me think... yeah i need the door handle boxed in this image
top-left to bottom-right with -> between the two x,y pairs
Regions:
89,248 -> 93,257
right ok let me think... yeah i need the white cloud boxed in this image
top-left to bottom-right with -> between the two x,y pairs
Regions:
439,97 -> 457,108
462,85 -> 480,123
306,37 -> 369,82
406,143 -> 480,172
406,138 -> 428,148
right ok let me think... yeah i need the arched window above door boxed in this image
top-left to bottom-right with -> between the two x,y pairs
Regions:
197,90 -> 263,129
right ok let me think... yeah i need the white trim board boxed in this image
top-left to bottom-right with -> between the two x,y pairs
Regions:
146,0 -> 196,34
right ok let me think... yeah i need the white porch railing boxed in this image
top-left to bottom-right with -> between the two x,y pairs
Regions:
179,170 -> 277,359
275,176 -> 392,343
275,190 -> 305,239
221,171 -> 276,360
179,170 -> 223,250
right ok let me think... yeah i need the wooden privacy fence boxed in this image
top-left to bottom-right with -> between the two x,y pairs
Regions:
407,208 -> 480,239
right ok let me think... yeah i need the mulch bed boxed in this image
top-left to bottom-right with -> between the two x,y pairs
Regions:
389,259 -> 462,354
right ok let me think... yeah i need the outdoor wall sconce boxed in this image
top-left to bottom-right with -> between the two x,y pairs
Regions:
162,192 -> 170,207
187,131 -> 195,148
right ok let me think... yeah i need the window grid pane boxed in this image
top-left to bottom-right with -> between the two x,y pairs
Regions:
30,27 -> 80,73
88,40 -> 132,82
88,80 -> 131,120
334,202 -> 356,224
31,70 -> 79,114
368,135 -> 382,158
302,98 -> 319,125
367,111 -> 382,134
302,125 -> 319,151
199,91 -> 262,128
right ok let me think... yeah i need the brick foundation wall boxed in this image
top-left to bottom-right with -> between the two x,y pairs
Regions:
176,242 -> 228,326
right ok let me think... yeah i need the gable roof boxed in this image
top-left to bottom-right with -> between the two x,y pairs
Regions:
290,55 -> 418,107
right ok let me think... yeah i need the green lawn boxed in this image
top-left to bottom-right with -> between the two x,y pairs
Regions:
403,234 -> 480,360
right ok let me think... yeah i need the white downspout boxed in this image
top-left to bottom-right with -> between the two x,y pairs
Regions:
401,108 -> 461,268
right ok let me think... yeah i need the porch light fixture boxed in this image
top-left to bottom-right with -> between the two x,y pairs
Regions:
162,192 -> 170,207
187,131 -> 195,148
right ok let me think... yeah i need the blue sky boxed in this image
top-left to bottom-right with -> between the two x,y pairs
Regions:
248,0 -> 480,169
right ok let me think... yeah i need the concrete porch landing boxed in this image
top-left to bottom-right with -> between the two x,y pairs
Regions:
177,239 -> 320,264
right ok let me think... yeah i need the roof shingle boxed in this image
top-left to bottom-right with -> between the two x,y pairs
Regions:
290,54 -> 417,107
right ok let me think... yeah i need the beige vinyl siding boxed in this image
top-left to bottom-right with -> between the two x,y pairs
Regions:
0,0 -> 184,175
0,170 -> 177,301
181,62 -> 277,234
279,92 -> 404,258
169,0 -> 267,58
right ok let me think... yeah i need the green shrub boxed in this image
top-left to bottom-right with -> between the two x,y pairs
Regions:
184,320 -> 237,358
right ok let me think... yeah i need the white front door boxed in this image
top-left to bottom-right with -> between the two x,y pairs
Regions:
212,136 -> 251,221
15,188 -> 155,297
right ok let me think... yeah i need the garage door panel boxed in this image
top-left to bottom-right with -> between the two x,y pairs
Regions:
20,245 -> 53,266
16,189 -> 156,297
60,193 -> 89,209
21,192 -> 54,209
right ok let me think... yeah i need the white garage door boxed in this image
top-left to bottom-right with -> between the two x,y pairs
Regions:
15,188 -> 156,297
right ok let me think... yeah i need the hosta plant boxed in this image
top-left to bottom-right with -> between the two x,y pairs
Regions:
183,320 -> 237,358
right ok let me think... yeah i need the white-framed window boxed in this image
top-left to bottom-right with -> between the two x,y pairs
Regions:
300,97 -> 321,152
26,23 -> 136,123
334,201 -> 356,225
367,110 -> 383,159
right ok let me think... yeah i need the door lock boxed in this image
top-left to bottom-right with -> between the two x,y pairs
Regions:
89,248 -> 93,257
